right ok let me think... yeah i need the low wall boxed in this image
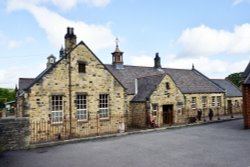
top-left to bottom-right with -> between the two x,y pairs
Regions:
0,118 -> 29,150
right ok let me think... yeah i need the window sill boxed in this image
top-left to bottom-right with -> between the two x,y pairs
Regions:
99,117 -> 110,121
51,122 -> 63,125
77,119 -> 88,123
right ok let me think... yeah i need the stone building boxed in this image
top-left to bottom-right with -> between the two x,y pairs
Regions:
212,79 -> 242,115
106,54 -> 227,127
16,27 -> 242,142
242,61 -> 250,129
17,27 -> 126,141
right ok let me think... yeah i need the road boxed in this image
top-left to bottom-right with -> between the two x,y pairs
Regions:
0,119 -> 250,167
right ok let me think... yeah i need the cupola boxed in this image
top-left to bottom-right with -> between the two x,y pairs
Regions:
112,38 -> 124,69
47,54 -> 56,68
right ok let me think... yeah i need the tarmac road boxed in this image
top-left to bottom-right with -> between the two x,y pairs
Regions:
0,119 -> 250,167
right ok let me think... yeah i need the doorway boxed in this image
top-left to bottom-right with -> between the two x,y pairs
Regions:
162,105 -> 173,125
227,100 -> 232,116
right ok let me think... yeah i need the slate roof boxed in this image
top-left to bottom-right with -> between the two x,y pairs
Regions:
132,74 -> 165,102
212,79 -> 242,97
245,73 -> 250,84
18,41 -> 126,93
105,65 -> 224,95
18,78 -> 35,95
242,61 -> 250,79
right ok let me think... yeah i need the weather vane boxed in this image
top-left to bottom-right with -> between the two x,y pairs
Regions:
115,37 -> 119,47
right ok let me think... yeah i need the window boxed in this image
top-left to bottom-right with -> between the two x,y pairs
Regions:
51,95 -> 63,123
202,96 -> 207,108
165,82 -> 170,96
211,96 -> 215,107
99,94 -> 109,118
235,100 -> 239,107
191,97 -> 196,109
217,96 -> 221,107
152,104 -> 158,112
78,62 -> 86,73
76,95 -> 87,121
166,82 -> 170,90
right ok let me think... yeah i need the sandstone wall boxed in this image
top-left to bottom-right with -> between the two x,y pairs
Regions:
0,118 -> 29,150
21,43 -> 126,142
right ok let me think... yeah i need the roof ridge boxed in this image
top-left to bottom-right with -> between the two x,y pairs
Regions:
19,78 -> 35,80
136,73 -> 165,79
224,79 -> 242,91
105,64 -> 192,71
211,78 -> 224,80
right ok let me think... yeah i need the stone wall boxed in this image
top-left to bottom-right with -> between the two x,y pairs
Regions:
150,74 -> 185,126
242,84 -> 250,129
18,43 -> 126,142
0,118 -> 29,150
130,102 -> 147,128
225,97 -> 243,114
184,93 -> 225,118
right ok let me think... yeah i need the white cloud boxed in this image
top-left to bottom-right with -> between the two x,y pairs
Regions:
233,0 -> 243,5
128,53 -> 248,79
0,65 -> 44,88
129,55 -> 154,67
8,37 -> 34,49
232,0 -> 250,6
0,32 -> 5,46
165,54 -> 249,78
178,24 -> 250,57
6,0 -> 111,11
83,0 -> 111,7
6,0 -> 115,52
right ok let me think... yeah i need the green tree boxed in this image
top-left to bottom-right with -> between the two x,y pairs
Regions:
0,88 -> 15,109
225,72 -> 242,88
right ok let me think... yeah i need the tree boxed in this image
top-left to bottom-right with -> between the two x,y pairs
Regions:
225,72 -> 242,88
0,88 -> 15,109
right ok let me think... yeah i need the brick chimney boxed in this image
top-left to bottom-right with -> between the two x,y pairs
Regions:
154,52 -> 161,69
64,27 -> 77,53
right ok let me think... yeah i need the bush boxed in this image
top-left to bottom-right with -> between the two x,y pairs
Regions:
0,145 -> 5,154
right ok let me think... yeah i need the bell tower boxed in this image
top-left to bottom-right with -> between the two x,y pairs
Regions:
47,54 -> 56,68
112,38 -> 124,69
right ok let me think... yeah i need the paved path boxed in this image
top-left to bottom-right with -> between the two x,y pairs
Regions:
0,119 -> 249,167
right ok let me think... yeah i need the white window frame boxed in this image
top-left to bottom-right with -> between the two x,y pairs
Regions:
51,95 -> 63,124
99,94 -> 109,119
152,104 -> 158,113
202,96 -> 207,108
211,96 -> 216,107
191,97 -> 196,109
217,96 -> 221,107
76,94 -> 87,121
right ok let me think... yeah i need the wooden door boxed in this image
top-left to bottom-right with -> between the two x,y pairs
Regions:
228,100 -> 232,115
163,105 -> 173,125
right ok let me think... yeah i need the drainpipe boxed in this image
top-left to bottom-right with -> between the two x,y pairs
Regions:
135,78 -> 138,95
68,53 -> 72,138
145,97 -> 150,127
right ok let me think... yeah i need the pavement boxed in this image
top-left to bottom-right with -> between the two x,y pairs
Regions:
0,118 -> 249,167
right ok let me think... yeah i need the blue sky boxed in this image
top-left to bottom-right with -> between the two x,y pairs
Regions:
0,0 -> 250,88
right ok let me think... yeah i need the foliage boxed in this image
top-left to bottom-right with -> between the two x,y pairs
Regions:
0,88 -> 15,109
225,72 -> 242,88
0,145 -> 5,154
